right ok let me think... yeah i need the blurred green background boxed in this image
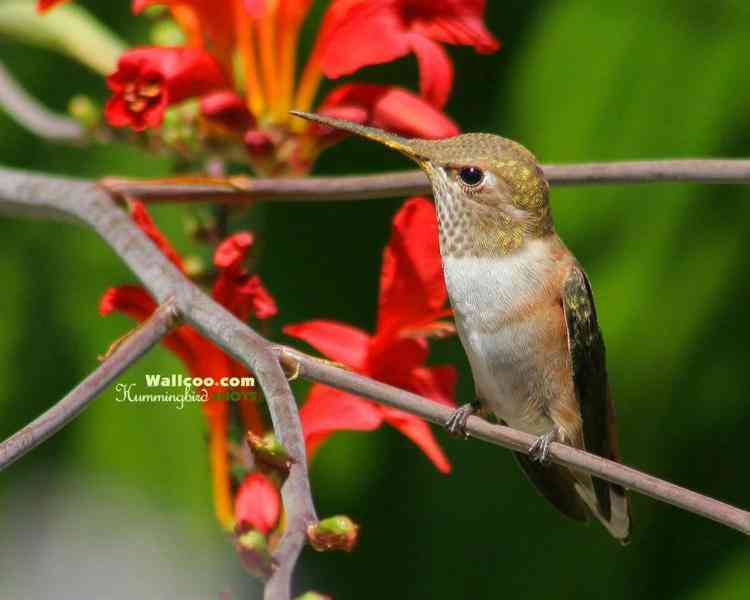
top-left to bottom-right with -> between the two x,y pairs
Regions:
1,0 -> 750,598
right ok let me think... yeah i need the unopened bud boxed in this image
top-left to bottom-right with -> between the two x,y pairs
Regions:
182,255 -> 205,279
68,94 -> 101,129
246,432 -> 293,480
235,529 -> 274,579
307,516 -> 359,552
150,19 -> 186,46
244,130 -> 274,156
295,593 -> 333,600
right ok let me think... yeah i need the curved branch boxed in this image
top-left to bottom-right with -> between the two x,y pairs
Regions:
0,298 -> 179,470
0,167 -> 748,600
100,158 -> 750,207
0,166 -> 316,600
0,61 -> 84,141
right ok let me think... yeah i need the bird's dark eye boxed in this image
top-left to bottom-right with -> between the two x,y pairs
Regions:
458,166 -> 484,187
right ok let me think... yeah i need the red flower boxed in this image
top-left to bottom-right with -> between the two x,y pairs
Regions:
213,232 -> 278,321
36,0 -> 67,11
105,47 -> 226,131
235,472 -> 281,534
100,202 -> 276,529
133,0 -> 237,69
284,197 -> 456,473
317,84 -> 459,140
201,90 -> 255,132
318,0 -> 499,108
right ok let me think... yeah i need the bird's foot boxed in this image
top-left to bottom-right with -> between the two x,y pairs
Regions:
445,400 -> 482,438
529,427 -> 560,465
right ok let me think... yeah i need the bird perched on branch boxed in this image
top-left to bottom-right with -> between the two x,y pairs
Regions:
291,110 -> 631,542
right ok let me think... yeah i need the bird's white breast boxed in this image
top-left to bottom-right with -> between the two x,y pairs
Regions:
443,238 -> 560,433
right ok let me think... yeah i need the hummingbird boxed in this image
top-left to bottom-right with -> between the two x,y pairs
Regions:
291,111 -> 631,542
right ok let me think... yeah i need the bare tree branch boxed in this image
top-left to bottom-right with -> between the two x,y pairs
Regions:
0,298 -> 179,471
0,167 -> 748,597
100,158 -> 750,207
277,348 -> 750,537
543,160 -> 750,185
0,166 -> 317,600
0,61 -> 84,141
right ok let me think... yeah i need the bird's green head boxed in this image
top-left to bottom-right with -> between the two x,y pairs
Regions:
291,111 -> 554,256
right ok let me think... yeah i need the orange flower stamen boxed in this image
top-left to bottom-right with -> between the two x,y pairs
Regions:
257,0 -> 281,122
274,0 -> 313,124
234,0 -> 265,116
292,54 -> 322,132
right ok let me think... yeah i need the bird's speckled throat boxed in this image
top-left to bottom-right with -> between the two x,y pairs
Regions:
423,157 -> 554,259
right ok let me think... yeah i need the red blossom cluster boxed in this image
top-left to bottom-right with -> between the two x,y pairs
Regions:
100,202 -> 277,529
100,196 -> 456,541
37,0 -> 500,579
285,197 -> 457,472
38,0 -> 498,174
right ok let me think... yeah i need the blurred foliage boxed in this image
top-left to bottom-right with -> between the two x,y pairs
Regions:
1,0 -> 749,598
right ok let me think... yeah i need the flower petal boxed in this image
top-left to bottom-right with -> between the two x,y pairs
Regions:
376,197 -> 448,335
105,46 -> 226,131
367,336 -> 428,386
408,33 -> 453,109
370,87 -> 459,139
200,90 -> 255,132
319,84 -> 459,139
133,1 -> 237,67
99,285 -> 156,320
37,0 -> 67,12
410,365 -> 457,407
242,0 -> 266,18
300,385 -> 383,459
318,2 -> 410,79
382,407 -> 451,473
284,320 -> 371,370
234,472 -> 281,534
130,201 -> 184,271
411,2 -> 500,53
214,231 -> 254,273
99,285 -> 231,394
214,273 -> 278,321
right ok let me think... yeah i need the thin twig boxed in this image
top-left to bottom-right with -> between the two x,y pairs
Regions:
100,158 -> 750,207
0,299 -> 179,471
277,348 -> 750,537
0,61 -> 84,141
0,168 -> 748,599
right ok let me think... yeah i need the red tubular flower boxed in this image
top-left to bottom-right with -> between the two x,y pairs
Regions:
234,472 -> 281,535
318,0 -> 500,108
284,197 -> 457,473
318,84 -> 459,140
100,204 -> 275,529
105,47 -> 226,131
213,232 -> 278,321
129,201 -> 185,270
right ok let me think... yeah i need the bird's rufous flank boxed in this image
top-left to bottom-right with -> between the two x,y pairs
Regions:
290,110 -> 631,542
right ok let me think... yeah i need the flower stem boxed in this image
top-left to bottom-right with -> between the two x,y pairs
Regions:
209,414 -> 235,531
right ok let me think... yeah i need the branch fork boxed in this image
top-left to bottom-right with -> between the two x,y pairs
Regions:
0,165 -> 749,600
